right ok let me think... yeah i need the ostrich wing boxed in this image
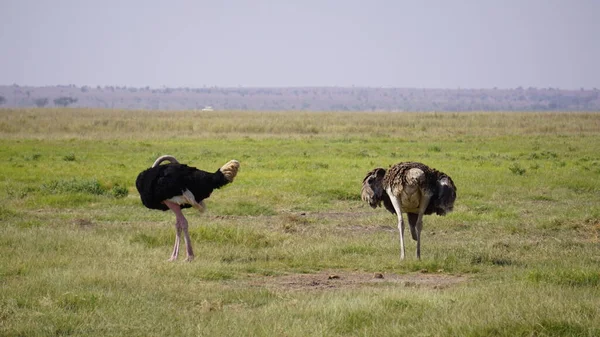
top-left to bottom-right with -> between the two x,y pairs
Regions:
136,164 -> 198,210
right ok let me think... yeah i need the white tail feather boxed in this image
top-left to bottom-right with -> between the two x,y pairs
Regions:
220,160 -> 240,182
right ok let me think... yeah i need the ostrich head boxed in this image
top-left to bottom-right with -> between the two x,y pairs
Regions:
361,168 -> 387,208
434,174 -> 457,215
220,160 -> 240,182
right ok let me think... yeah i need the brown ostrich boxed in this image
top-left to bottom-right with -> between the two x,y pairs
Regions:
136,155 -> 240,262
361,162 -> 456,260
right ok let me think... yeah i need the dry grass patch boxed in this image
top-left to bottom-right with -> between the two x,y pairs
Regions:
250,269 -> 468,292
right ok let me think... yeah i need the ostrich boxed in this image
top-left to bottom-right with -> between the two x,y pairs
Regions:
135,155 -> 240,262
361,162 -> 456,260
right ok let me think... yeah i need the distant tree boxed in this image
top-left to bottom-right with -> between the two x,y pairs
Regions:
53,96 -> 78,107
34,97 -> 49,107
0,95 -> 5,105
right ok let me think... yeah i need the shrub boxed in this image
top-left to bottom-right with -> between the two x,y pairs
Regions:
509,162 -> 526,175
41,178 -> 106,195
53,96 -> 78,107
428,145 -> 442,152
111,185 -> 129,198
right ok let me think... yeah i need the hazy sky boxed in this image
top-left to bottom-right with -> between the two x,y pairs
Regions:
1,0 -> 599,89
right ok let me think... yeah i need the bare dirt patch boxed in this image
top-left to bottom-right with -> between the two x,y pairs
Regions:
252,270 -> 467,292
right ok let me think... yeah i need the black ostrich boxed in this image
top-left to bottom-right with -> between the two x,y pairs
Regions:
361,162 -> 456,260
136,155 -> 240,262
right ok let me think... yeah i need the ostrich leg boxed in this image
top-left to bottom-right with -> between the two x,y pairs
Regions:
181,216 -> 194,262
387,191 -> 406,260
169,222 -> 182,261
415,215 -> 423,260
413,195 -> 431,260
397,213 -> 406,260
164,201 -> 192,261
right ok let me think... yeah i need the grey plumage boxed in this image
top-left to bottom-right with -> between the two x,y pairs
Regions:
361,162 -> 456,260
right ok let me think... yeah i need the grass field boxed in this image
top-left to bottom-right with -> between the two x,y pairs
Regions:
1,108 -> 600,336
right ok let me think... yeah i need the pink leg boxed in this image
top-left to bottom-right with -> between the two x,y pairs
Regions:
169,221 -> 182,261
164,201 -> 194,262
181,218 -> 194,262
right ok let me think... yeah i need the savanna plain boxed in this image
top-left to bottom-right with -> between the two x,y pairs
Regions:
1,109 -> 600,336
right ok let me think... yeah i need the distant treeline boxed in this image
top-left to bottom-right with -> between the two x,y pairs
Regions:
1,84 -> 599,111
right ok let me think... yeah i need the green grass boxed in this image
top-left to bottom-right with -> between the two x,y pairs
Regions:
1,108 -> 600,336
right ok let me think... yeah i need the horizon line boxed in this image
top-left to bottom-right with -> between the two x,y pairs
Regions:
2,83 -> 599,91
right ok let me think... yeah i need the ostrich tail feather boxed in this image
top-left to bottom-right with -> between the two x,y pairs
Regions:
220,160 -> 240,182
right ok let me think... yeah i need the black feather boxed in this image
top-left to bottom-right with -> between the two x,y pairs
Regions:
382,194 -> 396,214
135,163 -> 230,211
406,213 -> 419,240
